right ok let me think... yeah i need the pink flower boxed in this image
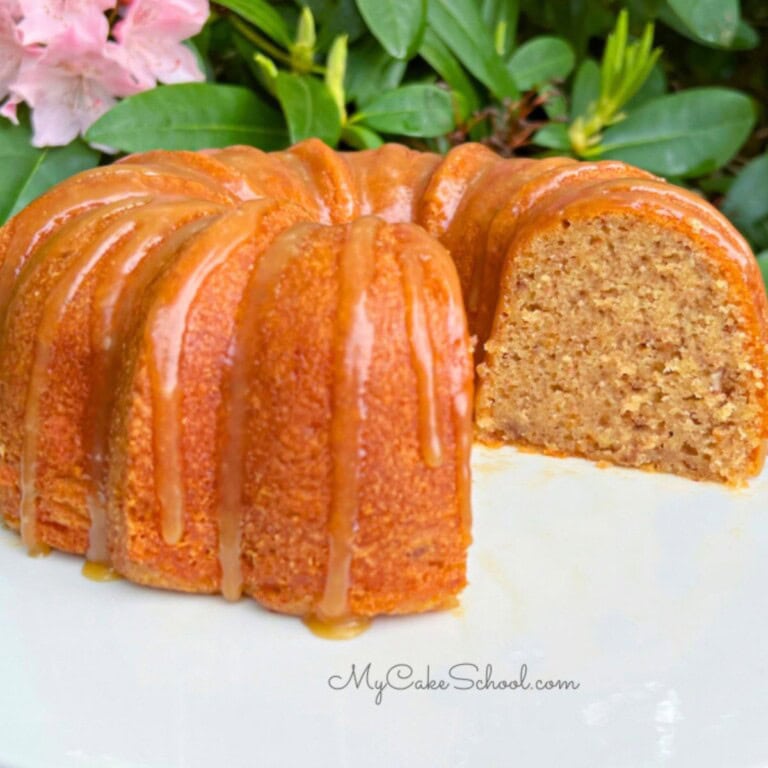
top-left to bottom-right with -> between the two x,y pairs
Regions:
0,0 -> 22,21
0,94 -> 20,124
1,0 -> 209,146
17,0 -> 115,45
112,0 -> 206,87
11,25 -> 141,146
0,4 -> 25,100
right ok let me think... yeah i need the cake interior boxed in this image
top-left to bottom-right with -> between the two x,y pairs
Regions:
475,211 -> 766,483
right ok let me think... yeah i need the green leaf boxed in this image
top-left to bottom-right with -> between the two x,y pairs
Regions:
533,123 -> 571,151
216,0 -> 293,47
569,51 -> 664,123
0,121 -> 100,224
427,0 -> 518,98
731,19 -> 760,50
356,84 -> 455,137
419,28 -> 480,119
597,88 -> 755,178
341,124 -> 383,149
480,0 -> 519,57
86,83 -> 287,152
570,58 -> 600,119
304,0 -> 367,51
325,34 -> 348,121
541,87 -> 567,120
355,0 -> 426,59
625,61 -> 667,109
722,154 -> 768,251
346,38 -> 406,106
570,54 -> 666,120
665,0 -> 740,48
756,251 -> 768,291
275,72 -> 342,146
508,36 -> 575,91
517,0 -> 613,60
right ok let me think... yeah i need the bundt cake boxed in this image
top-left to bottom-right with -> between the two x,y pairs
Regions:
0,139 -> 766,629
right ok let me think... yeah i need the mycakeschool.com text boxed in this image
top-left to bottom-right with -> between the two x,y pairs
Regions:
327,663 -> 581,705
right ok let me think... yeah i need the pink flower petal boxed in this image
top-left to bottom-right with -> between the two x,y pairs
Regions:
0,0 -> 22,21
28,71 -> 118,146
12,26 -> 140,145
111,0 -> 207,86
17,0 -> 114,45
110,35 -> 203,88
0,5 -> 25,98
0,93 -> 20,124
114,0 -> 208,43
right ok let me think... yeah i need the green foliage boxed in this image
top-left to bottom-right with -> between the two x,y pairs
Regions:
85,83 -> 286,151
354,0 -> 426,60
275,72 -> 342,144
214,0 -> 293,47
723,154 -> 768,251
3,0 -> 768,279
481,0 -> 519,58
508,36 -> 575,90
353,84 -> 454,136
0,120 -> 99,222
663,0 -> 740,48
419,29 -> 480,119
598,88 -> 756,177
757,252 -> 768,288
569,10 -> 661,156
345,38 -> 406,106
426,0 -> 518,98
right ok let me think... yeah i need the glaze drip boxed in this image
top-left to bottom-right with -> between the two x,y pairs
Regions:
314,217 -> 380,623
397,239 -> 444,467
85,204 -> 220,563
146,201 -> 283,546
20,202 -> 148,555
217,222 -> 320,601
81,560 -> 122,582
303,613 -> 371,640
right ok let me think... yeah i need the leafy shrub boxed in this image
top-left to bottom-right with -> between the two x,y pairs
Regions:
2,0 -> 768,281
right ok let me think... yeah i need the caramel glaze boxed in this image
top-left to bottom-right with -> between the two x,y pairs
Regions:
217,221 -> 319,601
0,164 -> 238,308
314,217 -> 380,623
303,613 -> 371,640
210,146 -> 327,220
0,170 -> 238,533
105,198 -> 313,594
116,150 -> 260,203
14,199 -> 156,554
14,195 -> 224,558
81,560 -> 122,582
418,143 -> 499,239
309,220 -> 471,631
342,144 -> 442,224
210,220 -> 467,627
85,202 -> 224,562
397,236 -> 444,468
21,218 -> 137,553
147,201 -> 308,549
282,140 -> 358,224
393,225 -> 474,534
